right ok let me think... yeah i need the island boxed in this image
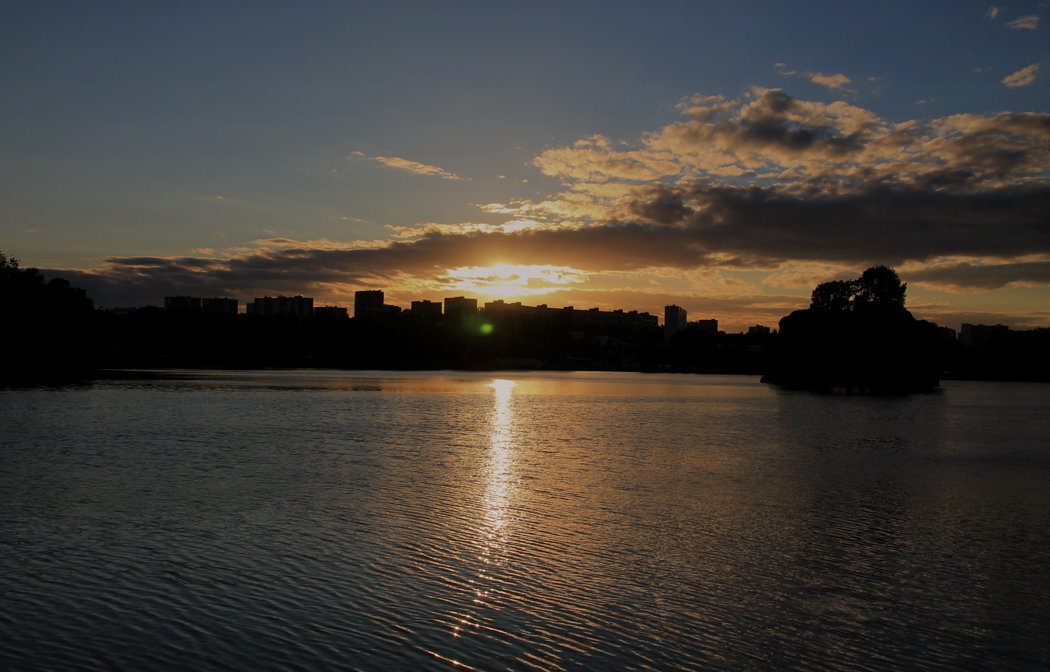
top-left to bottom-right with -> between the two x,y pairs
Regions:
761,266 -> 941,393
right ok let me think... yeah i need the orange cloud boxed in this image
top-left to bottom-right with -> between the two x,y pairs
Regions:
1002,63 -> 1040,87
1006,14 -> 1039,29
776,64 -> 856,94
349,151 -> 462,180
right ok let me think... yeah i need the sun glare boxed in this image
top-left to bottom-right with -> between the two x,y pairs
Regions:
444,264 -> 584,298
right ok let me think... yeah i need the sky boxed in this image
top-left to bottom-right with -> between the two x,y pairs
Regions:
2,0 -> 1048,331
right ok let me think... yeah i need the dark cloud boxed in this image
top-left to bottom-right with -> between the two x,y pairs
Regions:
50,226 -> 714,307
735,92 -> 865,157
651,89 -> 880,171
627,185 -> 694,224
108,257 -> 227,270
628,180 -> 1050,265
907,261 -> 1050,289
647,91 -> 1050,188
51,176 -> 1050,308
932,114 -> 1050,177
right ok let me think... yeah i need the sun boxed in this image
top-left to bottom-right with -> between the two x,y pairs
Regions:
444,263 -> 585,298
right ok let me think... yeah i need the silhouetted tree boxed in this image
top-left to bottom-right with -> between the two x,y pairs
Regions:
854,265 -> 906,309
0,251 -> 18,276
810,279 -> 855,312
809,266 -> 907,313
764,265 -> 938,393
1,250 -> 99,381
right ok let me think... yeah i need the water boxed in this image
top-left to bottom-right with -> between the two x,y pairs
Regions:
2,370 -> 1049,670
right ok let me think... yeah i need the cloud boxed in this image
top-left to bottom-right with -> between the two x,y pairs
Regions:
1006,14 -> 1040,29
1002,62 -> 1040,87
531,135 -> 681,182
985,6 -> 1001,19
776,65 -> 856,94
253,237 -> 364,251
349,151 -> 462,180
623,181 -> 1050,266
386,219 -> 544,239
808,73 -> 854,92
50,89 -> 1050,318
54,176 -> 1050,309
532,90 -> 1049,201
907,260 -> 1050,289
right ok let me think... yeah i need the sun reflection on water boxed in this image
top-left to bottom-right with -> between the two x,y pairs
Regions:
443,379 -> 521,648
481,379 -> 516,565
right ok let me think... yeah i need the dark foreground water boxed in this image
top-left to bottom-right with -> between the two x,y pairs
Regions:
2,370 -> 1049,671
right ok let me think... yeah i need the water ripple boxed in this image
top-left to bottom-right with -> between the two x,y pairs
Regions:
2,373 -> 1049,670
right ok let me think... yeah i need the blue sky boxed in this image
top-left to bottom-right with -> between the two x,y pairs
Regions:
2,1 -> 1048,330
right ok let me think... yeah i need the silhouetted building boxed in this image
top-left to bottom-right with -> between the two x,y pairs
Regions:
476,300 -> 657,329
202,297 -> 238,315
748,325 -> 771,337
315,306 -> 349,320
246,295 -> 313,319
570,307 -> 657,330
354,290 -> 385,318
484,300 -> 525,313
409,300 -> 442,318
960,323 -> 1008,348
444,296 -> 478,320
164,296 -> 201,312
665,305 -> 687,341
696,319 -> 718,334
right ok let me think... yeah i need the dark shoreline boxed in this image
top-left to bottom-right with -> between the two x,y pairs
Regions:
5,363 -> 1048,391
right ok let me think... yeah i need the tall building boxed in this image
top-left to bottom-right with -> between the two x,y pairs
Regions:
569,307 -> 658,329
354,290 -> 385,318
664,305 -> 687,340
483,299 -> 524,313
960,323 -> 1008,347
246,295 -> 313,319
314,306 -> 349,320
444,296 -> 478,321
202,297 -> 238,315
409,300 -> 442,318
696,318 -> 718,334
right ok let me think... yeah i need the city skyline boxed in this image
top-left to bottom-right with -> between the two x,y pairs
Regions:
3,1 -> 1049,333
163,290 -> 682,327
157,288 -> 1042,336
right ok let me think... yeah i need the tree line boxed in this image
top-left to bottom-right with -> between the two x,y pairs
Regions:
3,252 -> 1047,387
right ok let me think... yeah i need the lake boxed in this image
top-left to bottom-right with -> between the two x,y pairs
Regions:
2,370 -> 1049,670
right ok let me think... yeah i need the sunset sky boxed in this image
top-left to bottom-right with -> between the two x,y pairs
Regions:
3,1 -> 1048,331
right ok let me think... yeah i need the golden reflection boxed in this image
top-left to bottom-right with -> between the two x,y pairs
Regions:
489,378 -> 516,450
482,378 -> 515,550
444,379 -> 520,644
474,379 -> 517,601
